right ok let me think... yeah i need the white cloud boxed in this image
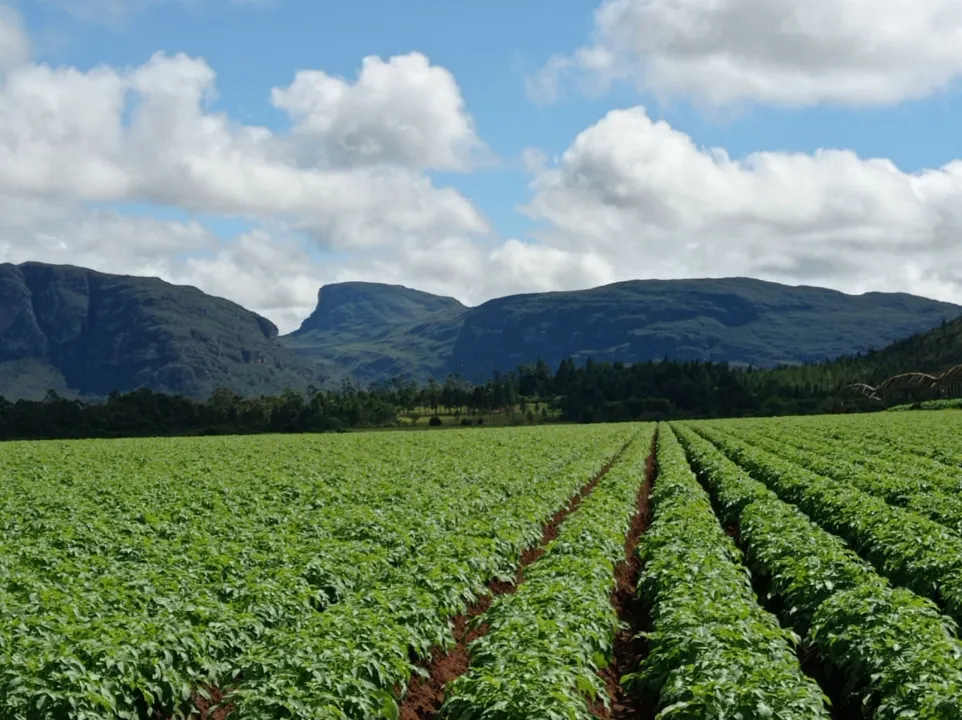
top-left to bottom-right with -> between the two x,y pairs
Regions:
0,5 -> 491,330
273,53 -> 484,171
522,107 -> 962,303
0,195 -> 326,331
490,240 -> 615,294
531,0 -> 962,106
0,63 -> 129,199
0,194 -> 217,277
6,3 -> 962,337
176,229 -> 324,331
0,19 -> 488,249
12,101 -> 955,330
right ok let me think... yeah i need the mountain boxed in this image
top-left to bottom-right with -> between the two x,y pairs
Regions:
0,262 -> 319,400
284,282 -> 467,382
282,278 -> 962,384
807,314 -> 962,386
3,264 -> 958,400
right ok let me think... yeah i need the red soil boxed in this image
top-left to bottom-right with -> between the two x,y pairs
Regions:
593,431 -> 657,720
161,441 -> 638,720
156,686 -> 234,720
396,443 -> 634,720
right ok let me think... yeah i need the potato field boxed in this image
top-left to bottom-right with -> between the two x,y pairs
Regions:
2,414 -> 962,719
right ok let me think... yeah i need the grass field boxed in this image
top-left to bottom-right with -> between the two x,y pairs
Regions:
2,414 -> 962,718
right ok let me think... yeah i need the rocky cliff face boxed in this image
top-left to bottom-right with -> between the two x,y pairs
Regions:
291,281 -> 465,336
0,263 -> 318,400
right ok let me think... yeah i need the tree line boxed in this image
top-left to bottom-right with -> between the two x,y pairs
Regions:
0,355 -> 859,441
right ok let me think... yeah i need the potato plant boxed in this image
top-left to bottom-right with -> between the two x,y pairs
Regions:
676,424 -> 962,718
626,427 -> 830,719
0,425 -> 638,719
442,427 -> 655,720
696,424 -> 962,620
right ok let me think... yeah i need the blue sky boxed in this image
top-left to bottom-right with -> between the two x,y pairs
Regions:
3,0 -> 962,330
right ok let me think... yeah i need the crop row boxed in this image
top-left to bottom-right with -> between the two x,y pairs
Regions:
442,425 -> 656,719
692,422 -> 962,622
235,428 -> 640,719
763,412 -> 962,471
733,421 -> 962,535
0,425 -> 638,719
747,415 -> 962,492
673,424 -> 962,717
626,426 -> 828,718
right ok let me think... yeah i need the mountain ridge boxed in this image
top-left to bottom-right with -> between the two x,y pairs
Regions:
0,261 -> 320,400
283,276 -> 962,384
2,261 -> 960,400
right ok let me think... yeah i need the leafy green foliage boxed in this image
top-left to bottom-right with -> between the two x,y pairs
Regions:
720,416 -> 962,534
676,423 -> 962,718
626,427 -> 829,719
696,423 -> 962,620
0,424 -> 636,719
442,427 -> 655,719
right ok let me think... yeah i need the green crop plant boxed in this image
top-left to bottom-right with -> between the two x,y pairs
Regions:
675,423 -> 962,718
625,427 -> 829,719
442,426 -> 655,719
694,423 -> 962,621
0,425 -> 638,719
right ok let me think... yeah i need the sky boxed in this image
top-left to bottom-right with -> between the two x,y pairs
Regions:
3,1 -> 962,333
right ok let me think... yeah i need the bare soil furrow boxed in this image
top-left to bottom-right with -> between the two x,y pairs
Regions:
595,430 -> 657,720
397,440 -> 636,720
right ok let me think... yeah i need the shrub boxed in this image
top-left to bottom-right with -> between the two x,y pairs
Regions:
428,416 -> 443,427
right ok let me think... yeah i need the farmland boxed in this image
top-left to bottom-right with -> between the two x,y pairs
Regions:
2,414 -> 962,718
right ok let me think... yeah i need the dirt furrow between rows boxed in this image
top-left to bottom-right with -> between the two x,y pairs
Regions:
397,440 -> 636,720
595,429 -> 658,720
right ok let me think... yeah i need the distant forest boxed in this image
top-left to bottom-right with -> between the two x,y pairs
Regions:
0,355 -> 871,441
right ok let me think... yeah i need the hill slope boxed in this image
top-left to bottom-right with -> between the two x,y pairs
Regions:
283,282 -> 467,382
804,314 -> 962,386
3,264 -> 957,398
283,278 -> 962,384
0,262 -> 319,400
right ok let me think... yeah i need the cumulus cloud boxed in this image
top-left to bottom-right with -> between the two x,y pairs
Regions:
523,107 -> 962,303
175,230 -> 325,330
0,194 -> 324,329
0,46 -> 488,247
0,5 -> 493,329
6,3 -> 962,334
531,0 -> 962,106
0,194 -> 217,278
0,63 -> 129,199
273,53 -> 484,170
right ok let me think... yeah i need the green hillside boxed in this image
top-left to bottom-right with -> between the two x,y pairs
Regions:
283,278 -> 962,384
774,314 -> 962,390
282,282 -> 467,382
4,263 -> 959,400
